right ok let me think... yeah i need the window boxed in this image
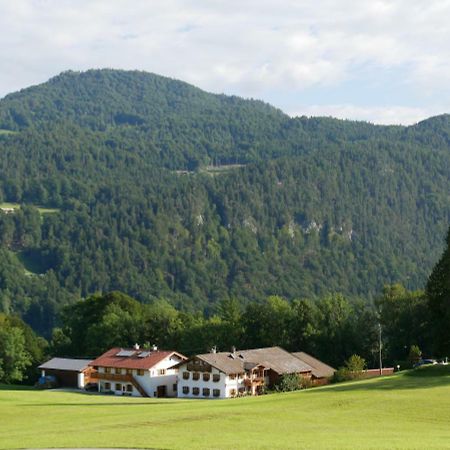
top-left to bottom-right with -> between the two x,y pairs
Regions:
115,368 -> 122,375
182,371 -> 190,380
213,389 -> 220,397
126,369 -> 132,375
115,383 -> 122,391
229,374 -> 236,380
158,369 -> 166,375
105,367 -> 111,374
212,374 -> 220,382
173,383 -> 177,392
105,382 -> 111,390
126,384 -> 133,392
203,373 -> 210,381
137,369 -> 144,376
202,388 -> 210,396
182,386 -> 189,394
229,389 -> 236,397
193,372 -> 200,381
193,387 -> 200,396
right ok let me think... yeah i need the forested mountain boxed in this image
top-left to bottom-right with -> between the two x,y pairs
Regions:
0,69 -> 449,337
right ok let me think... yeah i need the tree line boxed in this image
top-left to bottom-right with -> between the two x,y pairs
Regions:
0,283 -> 434,385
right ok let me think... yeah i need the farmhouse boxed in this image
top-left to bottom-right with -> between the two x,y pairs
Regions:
38,358 -> 95,389
292,351 -> 336,385
176,346 -> 313,399
89,346 -> 187,397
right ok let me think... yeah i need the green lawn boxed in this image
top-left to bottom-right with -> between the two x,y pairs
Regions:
1,367 -> 450,449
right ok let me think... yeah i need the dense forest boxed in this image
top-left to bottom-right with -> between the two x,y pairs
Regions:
0,69 -> 449,340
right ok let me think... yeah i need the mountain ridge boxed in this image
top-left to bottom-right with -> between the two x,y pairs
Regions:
0,69 -> 449,337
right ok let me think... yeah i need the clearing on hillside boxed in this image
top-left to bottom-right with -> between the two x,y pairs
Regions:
0,203 -> 59,215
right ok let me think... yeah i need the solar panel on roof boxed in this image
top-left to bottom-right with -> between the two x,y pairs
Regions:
116,349 -> 136,357
138,351 -> 151,358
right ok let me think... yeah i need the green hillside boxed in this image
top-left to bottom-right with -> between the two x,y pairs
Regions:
0,69 -> 449,336
1,366 -> 450,449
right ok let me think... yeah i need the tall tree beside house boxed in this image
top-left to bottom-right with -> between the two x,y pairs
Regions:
426,228 -> 450,355
0,314 -> 43,383
376,284 -> 430,362
55,291 -> 145,357
242,296 -> 293,349
0,328 -> 30,383
289,298 -> 321,354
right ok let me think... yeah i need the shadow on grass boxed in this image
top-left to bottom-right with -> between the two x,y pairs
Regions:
0,384 -> 34,391
23,401 -> 183,407
317,365 -> 450,393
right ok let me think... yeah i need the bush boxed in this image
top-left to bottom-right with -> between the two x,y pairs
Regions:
408,345 -> 422,364
333,354 -> 366,382
274,373 -> 311,392
346,354 -> 366,373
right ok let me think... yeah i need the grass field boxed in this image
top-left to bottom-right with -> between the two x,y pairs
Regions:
1,366 -> 450,449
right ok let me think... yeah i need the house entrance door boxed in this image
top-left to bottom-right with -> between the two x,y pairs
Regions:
157,385 -> 167,397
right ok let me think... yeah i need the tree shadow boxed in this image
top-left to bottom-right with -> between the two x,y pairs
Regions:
23,401 -> 183,407
0,384 -> 34,391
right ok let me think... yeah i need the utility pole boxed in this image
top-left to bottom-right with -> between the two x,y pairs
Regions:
378,322 -> 383,376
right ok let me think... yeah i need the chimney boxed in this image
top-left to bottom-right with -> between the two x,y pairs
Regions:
134,343 -> 140,350
211,346 -> 217,354
152,344 -> 158,351
231,346 -> 236,354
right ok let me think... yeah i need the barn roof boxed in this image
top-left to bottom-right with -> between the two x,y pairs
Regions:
89,347 -> 186,370
38,358 -> 92,372
292,352 -> 336,378
188,346 -> 313,375
195,352 -> 248,375
237,347 -> 313,374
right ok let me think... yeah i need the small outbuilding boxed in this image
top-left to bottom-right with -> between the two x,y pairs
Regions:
38,358 -> 95,389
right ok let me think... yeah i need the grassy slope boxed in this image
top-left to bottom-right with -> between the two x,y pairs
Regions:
1,367 -> 450,449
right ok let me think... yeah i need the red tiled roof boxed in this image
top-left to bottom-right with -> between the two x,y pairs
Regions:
89,347 -> 186,370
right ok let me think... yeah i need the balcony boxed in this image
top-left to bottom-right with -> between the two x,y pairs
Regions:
92,371 -> 149,397
244,377 -> 264,387
91,372 -> 133,383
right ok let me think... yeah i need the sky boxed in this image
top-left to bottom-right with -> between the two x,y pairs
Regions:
1,0 -> 450,125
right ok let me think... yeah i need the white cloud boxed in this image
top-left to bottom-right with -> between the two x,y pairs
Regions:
0,0 -> 449,122
289,104 -> 443,125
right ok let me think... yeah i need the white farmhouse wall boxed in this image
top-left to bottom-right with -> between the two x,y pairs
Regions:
135,356 -> 181,398
97,354 -> 183,398
177,365 -> 247,399
77,372 -> 85,389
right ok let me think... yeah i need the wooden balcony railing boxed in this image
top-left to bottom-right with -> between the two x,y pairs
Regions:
244,377 -> 264,387
91,371 -> 148,397
91,372 -> 133,382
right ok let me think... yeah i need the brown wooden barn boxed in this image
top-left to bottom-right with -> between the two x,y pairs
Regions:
38,358 -> 95,388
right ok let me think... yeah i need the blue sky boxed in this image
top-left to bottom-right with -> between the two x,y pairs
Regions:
1,0 -> 449,124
